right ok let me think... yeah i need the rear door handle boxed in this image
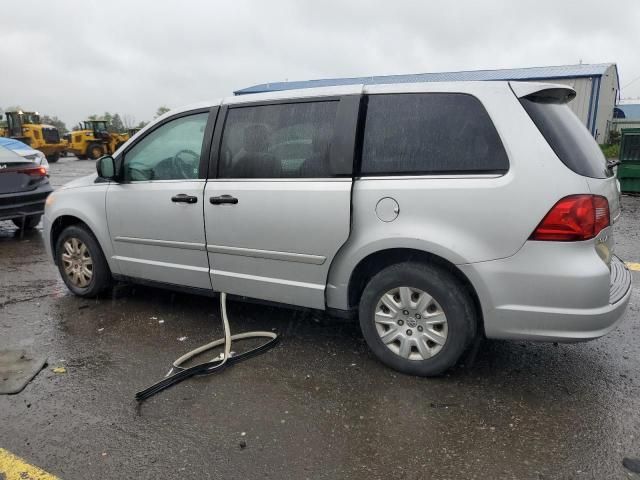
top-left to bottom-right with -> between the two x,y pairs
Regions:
171,194 -> 198,204
210,195 -> 238,205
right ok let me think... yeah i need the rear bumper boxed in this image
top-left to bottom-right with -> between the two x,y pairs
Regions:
460,242 -> 632,342
0,183 -> 52,221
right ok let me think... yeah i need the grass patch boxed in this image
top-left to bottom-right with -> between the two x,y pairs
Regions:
600,143 -> 620,159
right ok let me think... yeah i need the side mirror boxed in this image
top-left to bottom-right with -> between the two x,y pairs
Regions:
96,155 -> 116,180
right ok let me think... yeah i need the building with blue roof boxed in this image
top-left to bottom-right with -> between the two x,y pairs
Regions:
615,103 -> 640,120
236,63 -> 619,144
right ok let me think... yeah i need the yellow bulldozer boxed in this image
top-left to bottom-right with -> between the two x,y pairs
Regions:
1,110 -> 68,162
67,120 -> 129,159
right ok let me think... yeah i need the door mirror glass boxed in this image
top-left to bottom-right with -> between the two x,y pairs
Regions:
96,155 -> 116,179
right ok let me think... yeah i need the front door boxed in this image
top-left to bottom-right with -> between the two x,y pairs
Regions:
204,97 -> 358,309
106,110 -> 213,290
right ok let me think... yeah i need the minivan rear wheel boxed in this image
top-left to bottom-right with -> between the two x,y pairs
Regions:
358,262 -> 477,376
55,225 -> 112,297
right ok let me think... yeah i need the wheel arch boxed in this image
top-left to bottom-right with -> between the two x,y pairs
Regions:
50,215 -> 92,258
48,213 -> 116,274
341,248 -> 484,334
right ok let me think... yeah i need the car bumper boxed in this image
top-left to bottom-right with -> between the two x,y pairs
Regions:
0,183 -> 52,221
460,242 -> 632,342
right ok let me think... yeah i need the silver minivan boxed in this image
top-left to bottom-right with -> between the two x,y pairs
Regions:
44,81 -> 632,375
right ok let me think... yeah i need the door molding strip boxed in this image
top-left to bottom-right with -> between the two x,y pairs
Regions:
207,244 -> 326,265
114,236 -> 206,251
211,269 -> 325,290
112,255 -> 210,272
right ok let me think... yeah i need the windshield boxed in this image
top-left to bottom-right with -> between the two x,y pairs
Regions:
84,121 -> 108,132
23,113 -> 41,124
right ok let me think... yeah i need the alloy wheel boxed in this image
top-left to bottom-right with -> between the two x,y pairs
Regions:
61,237 -> 93,288
374,286 -> 448,360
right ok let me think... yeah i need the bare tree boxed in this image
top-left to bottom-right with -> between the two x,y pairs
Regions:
155,106 -> 170,118
123,114 -> 136,129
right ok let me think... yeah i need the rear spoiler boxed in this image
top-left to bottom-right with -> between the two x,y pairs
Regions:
509,81 -> 576,103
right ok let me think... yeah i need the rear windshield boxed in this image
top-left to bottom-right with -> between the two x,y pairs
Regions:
520,97 -> 612,179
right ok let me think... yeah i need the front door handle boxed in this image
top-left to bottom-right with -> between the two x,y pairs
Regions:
171,194 -> 198,204
210,195 -> 238,205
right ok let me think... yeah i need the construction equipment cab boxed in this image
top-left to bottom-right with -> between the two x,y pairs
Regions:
1,110 -> 67,163
68,120 -> 129,160
128,127 -> 142,138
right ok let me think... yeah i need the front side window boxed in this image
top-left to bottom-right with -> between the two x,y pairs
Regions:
360,93 -> 509,175
123,113 -> 208,181
218,101 -> 338,178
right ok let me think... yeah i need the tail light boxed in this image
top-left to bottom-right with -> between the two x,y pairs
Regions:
530,194 -> 610,241
22,166 -> 48,177
2,166 -> 49,177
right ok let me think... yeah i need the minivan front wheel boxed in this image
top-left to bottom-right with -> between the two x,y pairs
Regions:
55,225 -> 112,297
359,262 -> 477,376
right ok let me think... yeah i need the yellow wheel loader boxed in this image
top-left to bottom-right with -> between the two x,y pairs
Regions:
68,120 -> 130,160
1,110 -> 67,162
128,127 -> 142,137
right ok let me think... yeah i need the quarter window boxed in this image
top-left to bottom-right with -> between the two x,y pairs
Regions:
123,113 -> 208,181
520,97 -> 611,179
218,101 -> 338,178
359,94 -> 509,175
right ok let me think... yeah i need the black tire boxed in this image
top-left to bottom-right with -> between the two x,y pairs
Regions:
54,225 -> 112,297
12,214 -> 41,230
87,143 -> 104,160
358,262 -> 477,376
46,153 -> 60,163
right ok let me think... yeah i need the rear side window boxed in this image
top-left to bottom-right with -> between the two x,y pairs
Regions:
219,101 -> 338,178
520,97 -> 611,179
359,93 -> 509,175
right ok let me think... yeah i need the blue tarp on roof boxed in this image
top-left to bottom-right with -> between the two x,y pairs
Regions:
236,63 -> 615,95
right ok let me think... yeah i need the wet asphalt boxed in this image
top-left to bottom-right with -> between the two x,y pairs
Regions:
1,156 -> 639,480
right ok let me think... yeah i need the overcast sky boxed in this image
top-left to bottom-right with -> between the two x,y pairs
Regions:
2,0 -> 640,128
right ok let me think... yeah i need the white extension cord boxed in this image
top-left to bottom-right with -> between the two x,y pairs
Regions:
136,292 -> 280,402
169,292 -> 278,375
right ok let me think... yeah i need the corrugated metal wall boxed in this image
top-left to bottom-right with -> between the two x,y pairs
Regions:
540,69 -> 618,144
549,77 -> 593,127
595,65 -> 619,144
612,120 -> 640,132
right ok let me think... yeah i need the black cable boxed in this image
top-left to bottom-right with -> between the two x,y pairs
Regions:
135,335 -> 280,402
135,292 -> 280,403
